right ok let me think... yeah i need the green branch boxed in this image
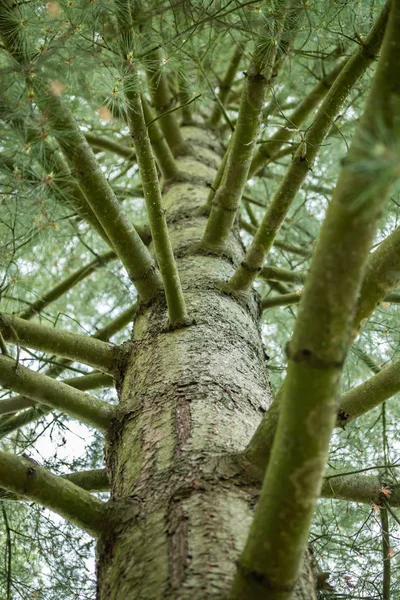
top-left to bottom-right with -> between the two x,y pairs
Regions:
337,360 -> 400,426
0,452 -> 106,537
145,48 -> 187,156
249,57 -> 347,177
205,139 -> 230,208
0,372 -> 113,416
245,344 -> 383,472
243,465 -> 400,508
261,290 -> 400,312
0,7 -> 163,299
259,265 -> 306,285
261,291 -> 301,310
321,470 -> 400,507
18,251 -> 116,320
208,46 -> 243,129
85,98 -> 179,181
141,95 -> 180,181
86,108 -> 178,181
260,285 -> 400,315
196,57 -> 234,132
200,50 -> 283,251
353,226 -> 400,334
35,88 -> 163,299
1,503 -> 11,600
241,218 -> 311,258
351,343 -> 382,375
243,201 -> 258,227
0,314 -> 118,373
64,468 -> 109,492
200,1 -> 302,251
0,118 -> 148,247
0,304 -> 136,438
145,93 -> 201,129
0,356 -> 113,430
177,79 -> 194,124
227,3 -> 390,292
116,9 -> 189,327
92,303 -> 137,341
255,285 -> 396,466
244,386 -> 283,475
232,2 -> 400,596
238,462 -> 400,508
84,132 -> 136,160
92,303 -> 137,342
386,292 -> 400,303
0,467 -> 109,499
127,92 -> 189,325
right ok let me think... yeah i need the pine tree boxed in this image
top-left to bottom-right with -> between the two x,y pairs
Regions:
0,0 -> 400,598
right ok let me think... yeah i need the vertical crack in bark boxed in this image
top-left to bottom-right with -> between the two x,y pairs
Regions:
168,499 -> 189,591
176,386 -> 192,451
168,384 -> 192,591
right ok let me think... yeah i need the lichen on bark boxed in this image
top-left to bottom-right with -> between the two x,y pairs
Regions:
96,127 -> 318,599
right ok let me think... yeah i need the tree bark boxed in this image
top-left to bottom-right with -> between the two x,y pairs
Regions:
96,127 -> 317,599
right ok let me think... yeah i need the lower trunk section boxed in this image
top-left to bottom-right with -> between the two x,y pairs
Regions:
97,480 -> 317,599
96,128 -> 317,599
98,483 -> 257,598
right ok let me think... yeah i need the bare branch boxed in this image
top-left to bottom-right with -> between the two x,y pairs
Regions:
0,372 -> 113,415
0,313 -> 119,373
0,304 -> 136,439
337,360 -> 400,426
142,96 -> 180,180
200,3 -> 298,251
145,48 -> 188,156
208,46 -> 243,129
0,452 -> 106,537
0,356 -> 113,430
249,57 -> 347,177
0,467 -> 109,499
84,132 -> 136,160
19,251 -> 116,320
353,226 -> 400,335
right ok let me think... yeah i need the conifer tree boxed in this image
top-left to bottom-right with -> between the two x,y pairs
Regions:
0,0 -> 400,598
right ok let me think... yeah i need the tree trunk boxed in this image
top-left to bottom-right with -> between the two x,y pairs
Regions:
96,127 -> 317,599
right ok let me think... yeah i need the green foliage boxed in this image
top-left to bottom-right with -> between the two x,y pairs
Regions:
1,0 -> 399,598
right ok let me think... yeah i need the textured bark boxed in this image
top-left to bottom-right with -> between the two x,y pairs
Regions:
96,128 -> 317,599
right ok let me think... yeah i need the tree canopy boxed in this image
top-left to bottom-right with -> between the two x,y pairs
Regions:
1,0 -> 400,598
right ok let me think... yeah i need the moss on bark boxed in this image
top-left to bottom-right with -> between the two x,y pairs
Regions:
96,127 -> 317,599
